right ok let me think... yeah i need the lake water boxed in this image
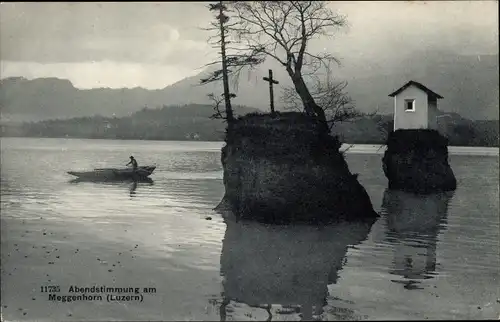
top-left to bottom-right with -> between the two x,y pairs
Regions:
1,137 -> 499,321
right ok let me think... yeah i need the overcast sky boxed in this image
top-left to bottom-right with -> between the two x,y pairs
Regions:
1,1 -> 497,89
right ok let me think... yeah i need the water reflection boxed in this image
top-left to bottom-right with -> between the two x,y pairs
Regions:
130,181 -> 138,197
381,189 -> 453,289
68,178 -> 154,198
218,217 -> 376,321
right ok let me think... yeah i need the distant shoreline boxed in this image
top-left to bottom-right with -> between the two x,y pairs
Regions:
2,104 -> 498,147
1,136 -> 499,153
0,135 -> 225,142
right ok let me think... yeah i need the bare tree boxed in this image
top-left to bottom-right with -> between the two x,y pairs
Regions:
282,68 -> 360,130
229,1 -> 347,127
207,92 -> 237,121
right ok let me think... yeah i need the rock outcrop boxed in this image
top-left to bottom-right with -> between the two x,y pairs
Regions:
216,112 -> 378,224
382,129 -> 457,194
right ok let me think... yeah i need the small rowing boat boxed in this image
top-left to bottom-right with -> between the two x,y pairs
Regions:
67,165 -> 156,181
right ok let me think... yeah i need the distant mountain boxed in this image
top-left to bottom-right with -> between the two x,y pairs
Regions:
0,77 -> 161,122
0,50 -> 498,122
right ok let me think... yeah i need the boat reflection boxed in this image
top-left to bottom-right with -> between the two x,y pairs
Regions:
129,181 -> 138,197
218,216 -> 376,321
69,177 -> 154,198
381,189 -> 453,289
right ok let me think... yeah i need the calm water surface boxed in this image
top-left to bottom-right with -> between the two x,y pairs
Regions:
1,138 -> 499,321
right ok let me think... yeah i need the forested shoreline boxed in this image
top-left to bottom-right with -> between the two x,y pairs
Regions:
1,104 -> 498,147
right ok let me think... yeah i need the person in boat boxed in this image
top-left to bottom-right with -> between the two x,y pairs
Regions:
126,156 -> 138,172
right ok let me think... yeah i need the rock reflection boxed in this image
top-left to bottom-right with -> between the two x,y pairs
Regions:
218,217 -> 376,321
381,189 -> 453,289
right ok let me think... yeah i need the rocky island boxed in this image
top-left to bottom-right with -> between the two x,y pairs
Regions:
216,112 -> 378,224
382,129 -> 457,194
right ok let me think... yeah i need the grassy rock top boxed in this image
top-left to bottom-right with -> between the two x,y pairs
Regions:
229,112 -> 327,140
226,111 -> 343,165
386,129 -> 449,153
234,111 -> 323,128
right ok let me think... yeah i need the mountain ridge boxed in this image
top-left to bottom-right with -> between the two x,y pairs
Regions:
1,51 -> 498,122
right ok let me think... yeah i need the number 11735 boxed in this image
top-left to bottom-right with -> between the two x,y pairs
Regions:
41,286 -> 60,293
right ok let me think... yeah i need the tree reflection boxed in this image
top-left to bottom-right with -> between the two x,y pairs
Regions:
218,217 -> 376,321
381,189 -> 454,289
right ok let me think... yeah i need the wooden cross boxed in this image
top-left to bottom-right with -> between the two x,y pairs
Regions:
263,69 -> 279,115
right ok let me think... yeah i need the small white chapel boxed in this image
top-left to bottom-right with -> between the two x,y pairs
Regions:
388,80 -> 444,131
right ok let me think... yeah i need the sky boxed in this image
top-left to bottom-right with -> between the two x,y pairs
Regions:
0,1 -> 498,89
